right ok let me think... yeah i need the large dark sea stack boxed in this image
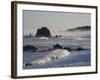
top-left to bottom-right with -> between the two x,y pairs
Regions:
35,27 -> 51,37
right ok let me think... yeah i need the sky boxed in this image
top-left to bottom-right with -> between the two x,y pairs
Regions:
23,10 -> 91,36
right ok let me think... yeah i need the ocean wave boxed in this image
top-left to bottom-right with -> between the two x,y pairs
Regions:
27,49 -> 70,65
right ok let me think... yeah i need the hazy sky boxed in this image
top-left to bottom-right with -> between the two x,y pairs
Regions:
23,10 -> 91,36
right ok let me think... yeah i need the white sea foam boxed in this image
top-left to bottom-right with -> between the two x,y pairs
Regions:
30,49 -> 70,64
39,37 -> 48,40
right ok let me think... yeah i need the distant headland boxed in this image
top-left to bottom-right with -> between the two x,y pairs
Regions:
67,26 -> 90,31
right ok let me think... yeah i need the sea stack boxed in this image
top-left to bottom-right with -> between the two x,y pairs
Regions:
35,27 -> 51,37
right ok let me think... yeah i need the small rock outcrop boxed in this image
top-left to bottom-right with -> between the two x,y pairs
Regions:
64,46 -> 86,51
35,27 -> 51,37
23,45 -> 38,51
53,43 -> 63,49
64,47 -> 72,51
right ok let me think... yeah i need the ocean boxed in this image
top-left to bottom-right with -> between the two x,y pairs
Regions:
23,36 -> 91,69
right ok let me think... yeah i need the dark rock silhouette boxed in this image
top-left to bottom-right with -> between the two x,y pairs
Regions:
24,33 -> 32,38
55,35 -> 59,38
76,47 -> 84,51
53,43 -> 63,49
55,35 -> 62,38
35,27 -> 51,37
24,63 -> 32,67
64,47 -> 72,51
23,45 -> 38,51
64,46 -> 87,51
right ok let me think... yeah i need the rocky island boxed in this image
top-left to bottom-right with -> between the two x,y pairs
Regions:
35,27 -> 51,37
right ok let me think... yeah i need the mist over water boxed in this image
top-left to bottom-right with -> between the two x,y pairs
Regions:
52,30 -> 90,38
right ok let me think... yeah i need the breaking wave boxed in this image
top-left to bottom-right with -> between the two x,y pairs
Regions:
30,49 -> 70,64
